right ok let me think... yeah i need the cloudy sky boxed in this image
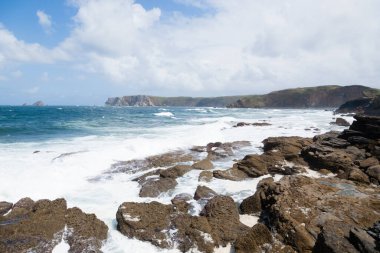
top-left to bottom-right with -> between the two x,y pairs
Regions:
1,0 -> 380,105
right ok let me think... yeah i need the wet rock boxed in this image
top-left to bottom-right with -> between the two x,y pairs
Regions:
213,168 -> 249,181
259,176 -> 380,253
160,165 -> 192,179
233,122 -> 271,127
0,198 -> 107,253
192,159 -> 214,170
0,201 -> 12,216
234,223 -> 273,253
65,207 -> 108,253
199,171 -> 213,182
201,196 -> 249,246
116,201 -> 173,248
194,185 -> 218,201
263,136 -> 313,159
171,193 -> 192,213
139,177 -> 178,197
331,117 -> 350,127
108,150 -> 194,174
116,201 -> 215,253
240,177 -> 274,215
193,141 -> 251,161
313,131 -> 350,148
235,154 -> 270,177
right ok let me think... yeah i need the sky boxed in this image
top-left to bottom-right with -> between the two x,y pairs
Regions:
0,0 -> 380,105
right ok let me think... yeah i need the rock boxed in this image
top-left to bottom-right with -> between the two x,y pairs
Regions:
240,193 -> 261,215
0,201 -> 12,216
348,168 -> 370,184
259,176 -> 380,253
0,198 -> 107,253
199,171 -> 213,182
314,221 -> 359,253
252,122 -> 272,126
349,227 -> 378,253
263,136 -> 312,159
234,223 -> 273,253
65,207 -> 108,252
116,201 -> 215,253
108,150 -> 194,174
193,141 -> 251,161
213,168 -> 249,181
117,201 -> 173,248
160,165 -> 192,179
350,115 -> 380,140
139,177 -> 178,197
313,131 -> 350,148
201,196 -> 249,246
32,100 -> 44,106
192,159 -> 214,170
235,154 -> 269,177
171,193 -> 192,212
331,117 -> 350,126
240,177 -> 274,215
367,165 -> 380,182
359,157 -> 379,169
194,185 -> 218,201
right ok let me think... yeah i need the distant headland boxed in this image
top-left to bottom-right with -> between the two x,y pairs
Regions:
105,85 -> 380,108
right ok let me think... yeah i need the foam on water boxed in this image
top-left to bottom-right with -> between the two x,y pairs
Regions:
0,107 -> 353,252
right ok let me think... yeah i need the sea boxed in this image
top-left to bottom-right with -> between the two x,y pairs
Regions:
0,106 -> 352,253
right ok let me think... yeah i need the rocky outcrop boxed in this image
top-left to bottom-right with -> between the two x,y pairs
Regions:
116,195 -> 250,253
193,185 -> 218,201
233,122 -> 272,127
255,176 -> 380,253
0,198 -> 108,253
105,95 -> 155,106
234,223 -> 273,253
32,100 -> 44,106
214,137 -> 312,181
335,95 -> 380,116
330,117 -> 350,126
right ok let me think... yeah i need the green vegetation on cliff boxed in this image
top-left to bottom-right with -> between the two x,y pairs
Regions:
106,85 -> 379,108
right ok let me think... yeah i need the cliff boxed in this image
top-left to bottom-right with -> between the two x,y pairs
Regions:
227,85 -> 380,108
105,85 -> 379,108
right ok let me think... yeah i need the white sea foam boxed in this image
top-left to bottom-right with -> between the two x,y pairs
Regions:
0,109 -> 350,253
154,112 -> 174,117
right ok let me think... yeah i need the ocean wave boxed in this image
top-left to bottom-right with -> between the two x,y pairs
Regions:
154,112 -> 174,117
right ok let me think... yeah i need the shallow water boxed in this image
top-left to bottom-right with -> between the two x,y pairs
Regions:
0,106 -> 352,252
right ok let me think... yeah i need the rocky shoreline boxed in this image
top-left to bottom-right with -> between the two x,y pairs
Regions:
1,114 -> 379,252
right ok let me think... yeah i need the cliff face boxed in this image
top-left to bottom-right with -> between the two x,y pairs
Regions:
227,85 -> 380,108
105,85 -> 379,108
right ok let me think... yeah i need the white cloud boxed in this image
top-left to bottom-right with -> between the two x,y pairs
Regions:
2,0 -> 380,94
26,86 -> 40,94
36,10 -> 53,33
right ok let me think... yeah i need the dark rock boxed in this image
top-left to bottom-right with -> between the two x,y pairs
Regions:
331,117 -> 350,126
171,193 -> 192,213
367,165 -> 380,182
240,192 -> 261,215
192,159 -> 214,170
194,185 -> 218,200
139,177 -> 178,197
234,223 -> 273,253
199,171 -> 213,182
201,196 -> 249,246
0,198 -> 107,253
0,201 -> 12,216
349,227 -> 378,253
314,221 -> 358,253
160,165 -> 192,179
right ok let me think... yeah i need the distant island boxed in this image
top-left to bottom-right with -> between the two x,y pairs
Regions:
105,85 -> 380,108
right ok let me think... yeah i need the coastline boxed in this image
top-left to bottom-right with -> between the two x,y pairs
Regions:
0,107 -> 379,253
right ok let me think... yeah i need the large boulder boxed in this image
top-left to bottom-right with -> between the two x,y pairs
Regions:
194,185 -> 218,201
0,198 -> 107,253
201,196 -> 249,246
139,177 -> 178,197
192,159 -> 214,170
234,223 -> 273,253
258,175 -> 380,252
